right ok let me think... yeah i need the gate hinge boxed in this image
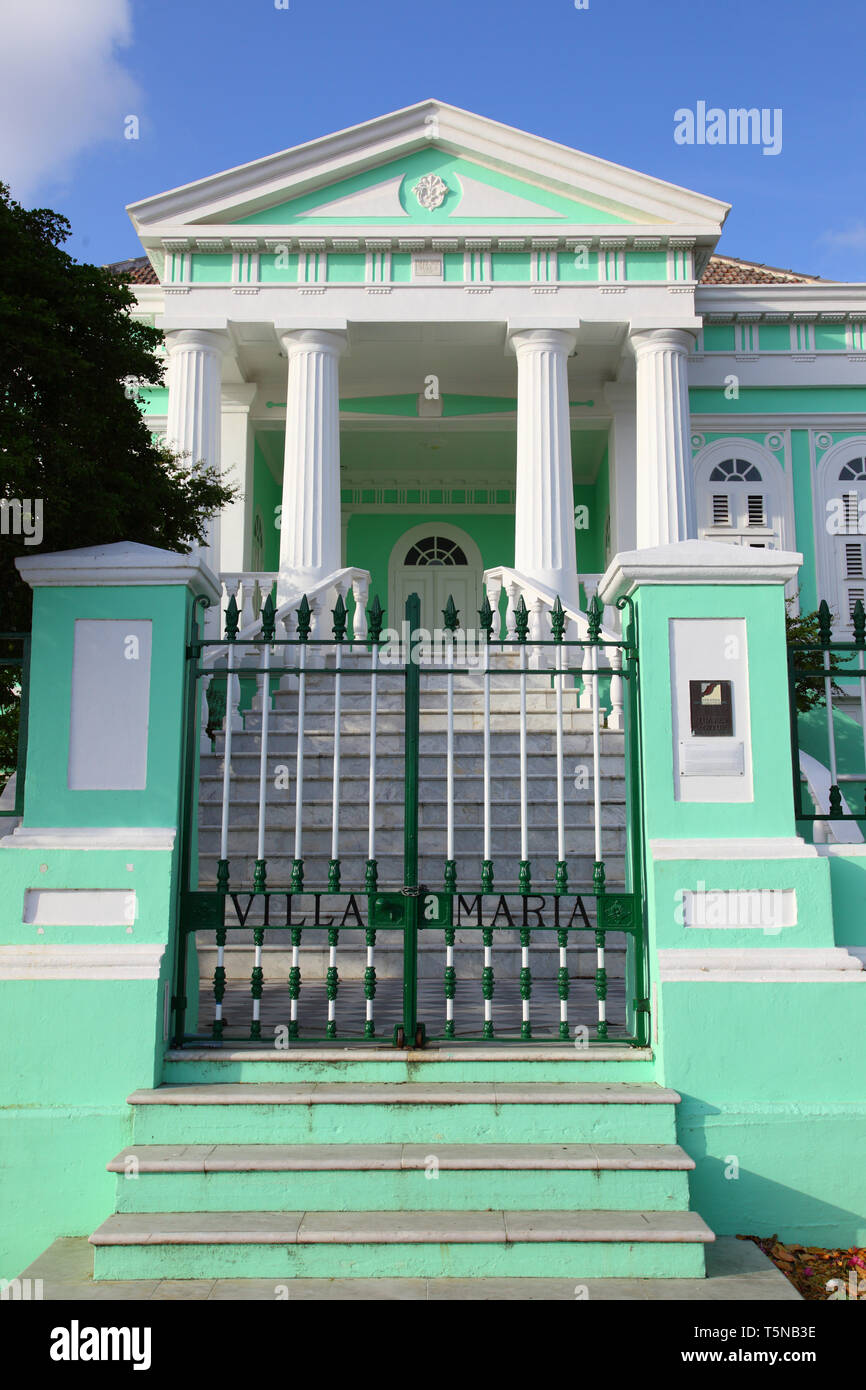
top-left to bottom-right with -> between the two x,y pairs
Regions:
634,998 -> 651,1013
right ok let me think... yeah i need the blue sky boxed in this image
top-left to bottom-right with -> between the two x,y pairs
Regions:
2,0 -> 865,279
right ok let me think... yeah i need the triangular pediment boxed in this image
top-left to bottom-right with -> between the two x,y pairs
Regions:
232,149 -> 631,226
128,99 -> 730,241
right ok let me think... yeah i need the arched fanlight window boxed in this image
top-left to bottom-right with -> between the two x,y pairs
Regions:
403,536 -> 469,567
706,458 -> 768,530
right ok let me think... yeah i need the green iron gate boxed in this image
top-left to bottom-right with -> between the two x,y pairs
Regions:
172,582 -> 648,1048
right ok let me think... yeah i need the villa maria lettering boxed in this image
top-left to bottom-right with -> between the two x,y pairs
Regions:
226,892 -> 594,930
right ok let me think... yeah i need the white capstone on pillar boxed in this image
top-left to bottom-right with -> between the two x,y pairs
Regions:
165,328 -> 226,564
630,328 -> 697,547
510,327 -> 580,610
277,329 -> 347,601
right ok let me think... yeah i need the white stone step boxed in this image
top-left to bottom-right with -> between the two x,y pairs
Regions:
89,1207 -> 714,1246
106,1142 -> 694,1173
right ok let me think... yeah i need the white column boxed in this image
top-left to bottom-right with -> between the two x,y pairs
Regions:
277,329 -> 347,601
219,384 -> 257,573
510,327 -> 580,609
603,382 -> 638,556
631,328 -> 697,547
165,328 -> 226,565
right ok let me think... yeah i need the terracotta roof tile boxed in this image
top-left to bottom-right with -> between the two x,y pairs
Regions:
106,256 -> 159,284
700,254 -> 826,285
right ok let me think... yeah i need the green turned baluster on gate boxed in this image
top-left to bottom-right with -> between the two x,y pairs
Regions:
557,927 -> 570,1040
444,927 -> 456,1039
366,594 -> 385,894
519,926 -> 532,1040
288,926 -> 302,1040
364,927 -> 377,1038
482,926 -> 494,1039
250,925 -> 265,1040
479,594 -> 495,895
594,927 -> 608,1041
551,597 -> 568,896
291,596 -> 312,894
326,927 -> 339,1038
253,595 -> 277,894
212,925 -> 226,1040
515,597 -> 531,894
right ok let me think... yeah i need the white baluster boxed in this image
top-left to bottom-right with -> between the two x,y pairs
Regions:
485,576 -> 503,642
505,580 -> 521,641
607,645 -> 625,731
528,595 -> 548,670
351,573 -> 369,645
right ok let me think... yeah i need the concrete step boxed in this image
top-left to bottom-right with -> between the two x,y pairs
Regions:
195,795 -> 625,822
125,1083 -> 680,1146
107,1142 -> 694,1214
161,1046 -> 656,1085
90,1208 -> 712,1280
207,730 -> 625,757
195,826 -> 627,858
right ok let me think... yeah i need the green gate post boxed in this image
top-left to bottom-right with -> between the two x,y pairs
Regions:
598,539 -> 866,1248
0,541 -> 220,1278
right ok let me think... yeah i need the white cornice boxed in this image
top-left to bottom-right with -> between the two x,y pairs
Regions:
696,284 -> 866,316
15,542 -> 221,601
598,539 -> 802,603
127,99 -> 729,233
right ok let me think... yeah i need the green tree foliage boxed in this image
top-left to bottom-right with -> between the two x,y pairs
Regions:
0,182 -> 236,778
786,598 -> 847,714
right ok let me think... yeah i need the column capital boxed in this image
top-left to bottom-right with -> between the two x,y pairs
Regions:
508,326 -> 577,357
279,328 -> 349,359
629,326 -> 696,356
221,383 -> 258,414
163,328 -> 229,356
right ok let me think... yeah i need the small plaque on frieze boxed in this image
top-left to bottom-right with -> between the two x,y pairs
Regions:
413,256 -> 443,277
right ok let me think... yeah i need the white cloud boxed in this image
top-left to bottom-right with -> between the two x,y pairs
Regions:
819,224 -> 866,252
0,0 -> 140,201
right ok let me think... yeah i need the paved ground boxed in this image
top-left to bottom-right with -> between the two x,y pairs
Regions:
195,976 -> 627,1042
19,1236 -> 800,1300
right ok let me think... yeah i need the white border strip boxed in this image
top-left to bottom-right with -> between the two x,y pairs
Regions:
0,944 -> 165,980
658,946 -> 864,982
1,828 -> 176,851
651,837 -> 816,860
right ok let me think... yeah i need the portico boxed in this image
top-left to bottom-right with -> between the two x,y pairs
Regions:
129,99 -> 723,629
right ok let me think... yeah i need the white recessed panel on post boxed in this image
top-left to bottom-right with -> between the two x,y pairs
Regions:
68,620 -> 152,790
670,617 -> 753,802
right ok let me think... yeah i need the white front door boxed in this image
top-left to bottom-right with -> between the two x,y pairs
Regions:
389,529 -> 483,633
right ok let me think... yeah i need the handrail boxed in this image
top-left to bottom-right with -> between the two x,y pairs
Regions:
207,568 -> 372,662
798,750 -> 864,845
482,566 -> 620,642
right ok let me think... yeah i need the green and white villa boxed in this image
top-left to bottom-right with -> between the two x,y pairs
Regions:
2,100 -> 865,1293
